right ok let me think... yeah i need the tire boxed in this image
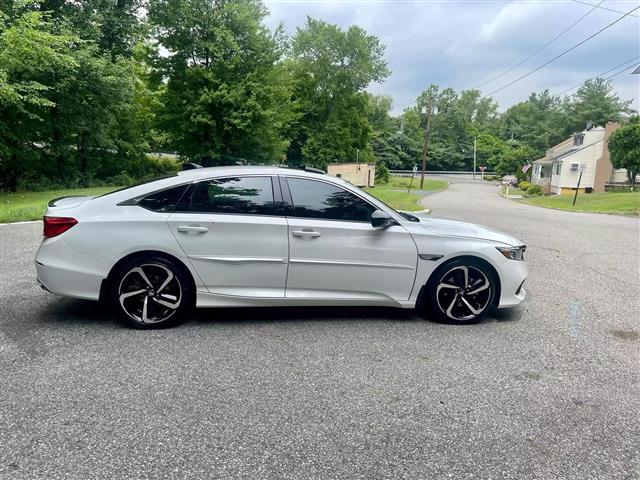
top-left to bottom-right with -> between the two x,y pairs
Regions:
423,258 -> 497,325
110,256 -> 194,329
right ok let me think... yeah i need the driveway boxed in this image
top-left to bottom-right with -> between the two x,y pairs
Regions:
1,180 -> 638,479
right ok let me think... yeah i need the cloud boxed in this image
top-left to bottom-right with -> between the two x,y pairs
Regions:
264,0 -> 640,114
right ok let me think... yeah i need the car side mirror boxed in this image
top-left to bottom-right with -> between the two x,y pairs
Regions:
371,209 -> 394,228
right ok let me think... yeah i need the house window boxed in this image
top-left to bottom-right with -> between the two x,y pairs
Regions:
573,134 -> 584,146
554,162 -> 562,175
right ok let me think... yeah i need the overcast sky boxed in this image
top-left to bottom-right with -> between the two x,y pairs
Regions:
264,0 -> 640,115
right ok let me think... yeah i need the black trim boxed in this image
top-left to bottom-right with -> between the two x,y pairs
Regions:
278,175 -> 294,215
48,195 -> 85,207
419,254 -> 444,261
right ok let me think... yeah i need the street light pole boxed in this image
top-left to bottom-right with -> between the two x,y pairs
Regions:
473,137 -> 477,180
356,148 -> 360,170
420,96 -> 433,190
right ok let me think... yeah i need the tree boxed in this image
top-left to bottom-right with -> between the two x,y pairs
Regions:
149,0 -> 293,164
499,90 -> 566,157
608,117 -> 640,185
0,7 -> 146,189
287,17 -> 389,168
564,78 -> 633,135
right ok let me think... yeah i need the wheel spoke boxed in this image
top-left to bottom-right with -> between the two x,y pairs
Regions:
133,267 -> 154,288
460,296 -> 482,315
460,265 -> 469,288
119,289 -> 146,303
152,297 -> 180,310
156,269 -> 174,294
446,293 -> 459,318
467,280 -> 489,296
142,296 -> 150,323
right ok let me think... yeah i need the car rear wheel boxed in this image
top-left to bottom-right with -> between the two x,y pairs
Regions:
424,258 -> 496,324
111,256 -> 194,328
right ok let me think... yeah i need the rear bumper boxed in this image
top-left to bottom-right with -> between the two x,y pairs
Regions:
35,238 -> 108,301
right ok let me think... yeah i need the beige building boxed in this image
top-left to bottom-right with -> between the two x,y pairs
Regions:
327,163 -> 376,187
531,122 -> 628,195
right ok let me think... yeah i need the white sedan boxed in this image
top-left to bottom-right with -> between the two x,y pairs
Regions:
36,166 -> 527,328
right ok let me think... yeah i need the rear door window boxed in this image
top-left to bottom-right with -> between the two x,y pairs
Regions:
177,177 -> 277,215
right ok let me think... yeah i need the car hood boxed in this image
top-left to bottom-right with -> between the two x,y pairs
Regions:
411,214 -> 522,246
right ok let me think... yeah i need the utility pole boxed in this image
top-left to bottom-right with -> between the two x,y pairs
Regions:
473,137 -> 477,180
420,96 -> 433,190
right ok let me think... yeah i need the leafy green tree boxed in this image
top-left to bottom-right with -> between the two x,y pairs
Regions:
149,0 -> 293,164
0,7 -> 146,189
493,143 -> 536,178
564,78 -> 633,135
287,17 -> 389,168
608,117 -> 640,185
499,90 -> 566,157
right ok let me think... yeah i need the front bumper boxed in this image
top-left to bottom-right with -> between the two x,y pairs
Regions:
497,259 -> 528,308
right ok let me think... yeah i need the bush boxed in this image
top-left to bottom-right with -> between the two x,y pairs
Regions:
375,162 -> 389,184
526,185 -> 542,196
518,180 -> 531,190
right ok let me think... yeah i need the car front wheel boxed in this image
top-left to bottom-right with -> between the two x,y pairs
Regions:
111,256 -> 194,328
424,259 -> 496,324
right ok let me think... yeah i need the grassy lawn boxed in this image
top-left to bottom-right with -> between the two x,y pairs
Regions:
383,175 -> 449,191
0,186 -> 121,223
521,192 -> 640,215
500,185 -> 525,197
364,175 -> 448,211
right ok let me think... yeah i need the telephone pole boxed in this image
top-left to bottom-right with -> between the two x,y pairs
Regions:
473,137 -> 477,180
420,96 -> 433,189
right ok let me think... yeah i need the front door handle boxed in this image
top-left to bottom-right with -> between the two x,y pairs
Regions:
292,229 -> 322,238
177,225 -> 209,234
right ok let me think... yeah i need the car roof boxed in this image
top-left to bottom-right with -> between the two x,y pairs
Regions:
177,165 -> 327,179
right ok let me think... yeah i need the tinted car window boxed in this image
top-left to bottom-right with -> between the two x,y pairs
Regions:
287,178 -> 375,222
138,184 -> 189,212
179,177 -> 276,215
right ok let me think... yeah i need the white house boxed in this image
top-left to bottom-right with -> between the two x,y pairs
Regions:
531,122 -> 628,195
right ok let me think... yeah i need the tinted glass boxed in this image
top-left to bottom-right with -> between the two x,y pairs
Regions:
138,184 -> 188,212
287,178 -> 375,222
180,177 -> 275,215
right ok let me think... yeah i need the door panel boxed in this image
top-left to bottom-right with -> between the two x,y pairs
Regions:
165,175 -> 288,298
168,213 -> 288,297
286,218 -> 417,301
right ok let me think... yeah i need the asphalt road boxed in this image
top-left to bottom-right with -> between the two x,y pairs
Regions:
1,180 -> 639,479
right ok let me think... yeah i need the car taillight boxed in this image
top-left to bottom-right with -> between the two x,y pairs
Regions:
43,216 -> 78,238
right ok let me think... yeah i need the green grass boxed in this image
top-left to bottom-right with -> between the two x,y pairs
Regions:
0,186 -> 121,223
520,191 -> 640,215
384,175 -> 449,191
500,185 -> 525,196
364,175 -> 448,211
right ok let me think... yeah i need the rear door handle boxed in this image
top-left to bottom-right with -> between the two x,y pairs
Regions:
292,230 -> 322,238
177,225 -> 209,234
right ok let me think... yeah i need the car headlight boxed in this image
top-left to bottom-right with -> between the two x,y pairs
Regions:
496,245 -> 526,261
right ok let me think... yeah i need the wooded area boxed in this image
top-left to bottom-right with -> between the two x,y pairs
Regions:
0,0 -> 635,191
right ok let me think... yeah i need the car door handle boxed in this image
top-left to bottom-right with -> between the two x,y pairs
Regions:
177,225 -> 209,234
292,230 -> 322,238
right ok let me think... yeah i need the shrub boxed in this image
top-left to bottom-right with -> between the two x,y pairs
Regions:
526,185 -> 542,196
518,181 -> 531,190
375,162 -> 390,184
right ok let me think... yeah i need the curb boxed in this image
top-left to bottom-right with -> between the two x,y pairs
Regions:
0,220 -> 41,226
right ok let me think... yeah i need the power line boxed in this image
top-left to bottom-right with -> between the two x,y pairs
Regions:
557,56 -> 640,95
483,4 -> 640,98
474,0 -> 606,89
571,0 -> 640,18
